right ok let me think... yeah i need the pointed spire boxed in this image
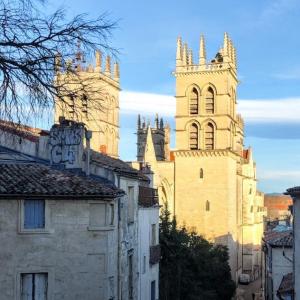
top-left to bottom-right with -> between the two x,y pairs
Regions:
223,32 -> 229,57
104,55 -> 111,76
144,126 -> 157,163
199,35 -> 206,65
188,49 -> 193,65
155,113 -> 159,129
142,117 -> 146,129
232,45 -> 237,68
182,43 -> 188,66
137,114 -> 141,129
95,50 -> 102,72
54,53 -> 62,73
160,117 -> 164,129
176,36 -> 183,67
113,62 -> 120,81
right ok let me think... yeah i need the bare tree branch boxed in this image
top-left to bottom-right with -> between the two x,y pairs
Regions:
0,0 -> 118,125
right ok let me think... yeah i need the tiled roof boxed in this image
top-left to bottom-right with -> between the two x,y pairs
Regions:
0,163 -> 122,199
263,230 -> 293,247
0,119 -> 49,142
91,150 -> 149,181
277,273 -> 293,295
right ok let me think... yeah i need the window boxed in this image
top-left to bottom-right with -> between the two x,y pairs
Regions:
68,95 -> 75,117
88,202 -> 115,229
205,123 -> 214,150
151,280 -> 156,300
24,200 -> 45,229
151,224 -> 156,246
81,94 -> 88,117
128,253 -> 133,300
206,200 -> 210,212
21,273 -> 47,300
109,203 -> 114,225
127,186 -> 135,223
190,88 -> 199,115
200,168 -> 204,179
205,87 -> 214,114
189,123 -> 198,150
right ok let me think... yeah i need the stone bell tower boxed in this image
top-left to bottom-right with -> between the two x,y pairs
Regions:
54,49 -> 120,158
136,114 -> 170,162
175,33 -> 244,153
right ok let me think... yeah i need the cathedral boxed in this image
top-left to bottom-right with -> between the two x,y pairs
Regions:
134,33 -> 265,281
53,32 -> 265,282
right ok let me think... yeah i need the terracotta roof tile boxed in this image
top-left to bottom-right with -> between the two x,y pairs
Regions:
0,163 -> 122,199
263,230 -> 293,247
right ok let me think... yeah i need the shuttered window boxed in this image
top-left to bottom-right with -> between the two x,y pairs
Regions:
205,123 -> 214,150
190,88 -> 199,115
206,88 -> 214,114
24,200 -> 45,229
190,124 -> 199,150
21,273 -> 47,300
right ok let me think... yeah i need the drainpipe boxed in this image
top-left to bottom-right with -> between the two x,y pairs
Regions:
117,174 -> 121,300
85,130 -> 92,176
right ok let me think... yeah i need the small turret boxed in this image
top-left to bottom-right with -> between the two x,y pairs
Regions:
137,114 -> 141,130
104,55 -> 111,77
182,43 -> 188,66
188,49 -> 193,65
155,114 -> 159,129
160,117 -> 164,130
176,36 -> 183,67
113,62 -> 120,82
95,50 -> 102,72
199,35 -> 206,65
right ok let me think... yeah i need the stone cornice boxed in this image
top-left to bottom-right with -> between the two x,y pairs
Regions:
173,149 -> 240,159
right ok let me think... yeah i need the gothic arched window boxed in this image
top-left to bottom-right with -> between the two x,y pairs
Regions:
189,123 -> 199,150
190,88 -> 199,115
206,200 -> 210,211
205,123 -> 214,150
206,87 -> 214,114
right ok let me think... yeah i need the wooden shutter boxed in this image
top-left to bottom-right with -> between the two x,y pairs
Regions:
21,274 -> 33,300
24,200 -> 45,229
35,273 -> 47,300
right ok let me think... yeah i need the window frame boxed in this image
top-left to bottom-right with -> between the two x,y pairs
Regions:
16,268 -> 54,300
87,200 -> 116,231
19,199 -> 50,234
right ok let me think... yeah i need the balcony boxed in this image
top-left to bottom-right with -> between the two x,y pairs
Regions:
138,186 -> 159,207
149,244 -> 161,265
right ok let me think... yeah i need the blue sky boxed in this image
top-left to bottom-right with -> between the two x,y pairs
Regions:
49,0 -> 300,193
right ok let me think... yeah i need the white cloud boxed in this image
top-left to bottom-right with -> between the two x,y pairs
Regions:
260,0 -> 298,21
120,91 -> 175,117
120,91 -> 300,123
259,170 -> 300,181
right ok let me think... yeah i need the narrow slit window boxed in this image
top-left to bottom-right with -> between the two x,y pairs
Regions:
206,200 -> 210,211
200,168 -> 204,179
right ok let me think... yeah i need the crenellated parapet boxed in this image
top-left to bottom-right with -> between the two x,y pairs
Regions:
175,33 -> 237,76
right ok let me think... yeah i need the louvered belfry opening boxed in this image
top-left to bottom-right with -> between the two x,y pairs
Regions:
205,123 -> 214,150
190,88 -> 199,115
190,123 -> 198,150
205,87 -> 214,114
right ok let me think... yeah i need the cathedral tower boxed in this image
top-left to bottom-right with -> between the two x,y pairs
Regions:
175,33 -> 244,153
54,49 -> 120,158
137,114 -> 170,162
